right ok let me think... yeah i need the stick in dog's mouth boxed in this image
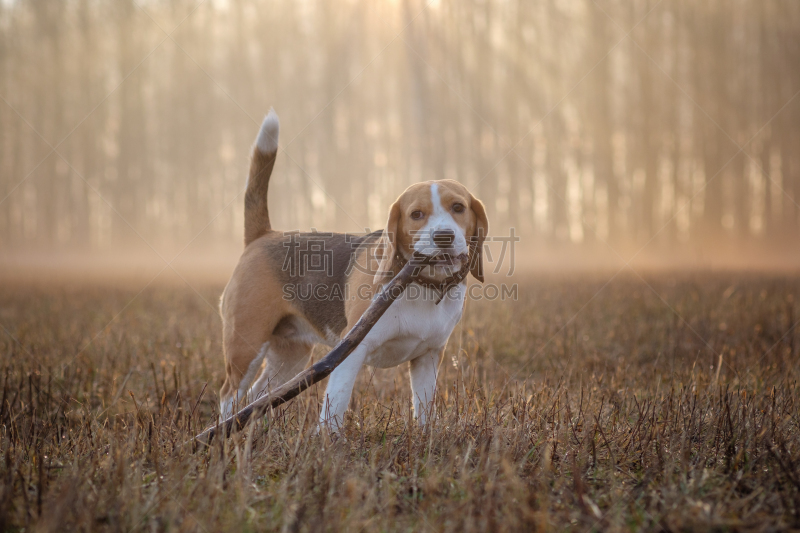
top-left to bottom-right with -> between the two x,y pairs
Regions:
419,251 -> 469,265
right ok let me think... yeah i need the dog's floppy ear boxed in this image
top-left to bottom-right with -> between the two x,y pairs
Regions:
373,201 -> 402,285
468,194 -> 489,283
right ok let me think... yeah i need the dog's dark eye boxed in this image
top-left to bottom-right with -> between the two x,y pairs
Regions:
410,210 -> 424,220
452,203 -> 465,213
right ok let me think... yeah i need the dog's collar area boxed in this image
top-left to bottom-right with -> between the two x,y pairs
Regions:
394,249 -> 471,304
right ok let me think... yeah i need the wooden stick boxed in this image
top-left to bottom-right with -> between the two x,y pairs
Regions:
191,255 -> 431,448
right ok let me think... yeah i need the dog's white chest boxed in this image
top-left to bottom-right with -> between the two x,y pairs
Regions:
363,284 -> 465,368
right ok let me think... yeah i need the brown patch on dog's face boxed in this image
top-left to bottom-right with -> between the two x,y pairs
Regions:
434,181 -> 488,281
434,180 -> 478,240
373,183 -> 430,283
392,182 -> 433,259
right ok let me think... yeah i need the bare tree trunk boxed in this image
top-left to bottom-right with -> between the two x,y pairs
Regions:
637,0 -> 658,242
35,1 -> 64,247
588,0 -> 616,244
73,0 -> 97,249
115,0 -> 146,246
548,116 -> 568,242
732,152 -> 748,238
698,4 -> 727,240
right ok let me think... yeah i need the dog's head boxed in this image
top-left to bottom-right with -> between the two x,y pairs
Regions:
374,180 -> 489,284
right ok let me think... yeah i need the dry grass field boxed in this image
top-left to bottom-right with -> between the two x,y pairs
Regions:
1,272 -> 799,532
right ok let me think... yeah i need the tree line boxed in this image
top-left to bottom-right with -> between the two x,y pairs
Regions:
1,0 -> 798,255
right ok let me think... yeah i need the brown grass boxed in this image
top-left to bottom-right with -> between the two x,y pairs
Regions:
0,272 -> 799,532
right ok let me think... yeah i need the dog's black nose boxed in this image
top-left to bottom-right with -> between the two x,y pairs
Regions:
432,229 -> 455,248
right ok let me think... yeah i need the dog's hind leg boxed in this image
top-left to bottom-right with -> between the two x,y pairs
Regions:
219,336 -> 270,419
219,298 -> 283,420
218,250 -> 289,420
247,337 -> 313,402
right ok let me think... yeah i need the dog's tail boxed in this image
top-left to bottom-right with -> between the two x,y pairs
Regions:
244,109 -> 280,246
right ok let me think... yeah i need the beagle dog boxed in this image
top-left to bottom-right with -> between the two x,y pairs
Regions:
219,110 -> 488,428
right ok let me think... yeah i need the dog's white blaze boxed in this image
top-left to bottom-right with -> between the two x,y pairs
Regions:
430,182 -> 445,216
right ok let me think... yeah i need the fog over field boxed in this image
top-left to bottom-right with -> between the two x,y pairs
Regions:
1,0 -> 799,279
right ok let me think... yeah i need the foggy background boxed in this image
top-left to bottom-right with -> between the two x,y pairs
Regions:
1,0 -> 799,281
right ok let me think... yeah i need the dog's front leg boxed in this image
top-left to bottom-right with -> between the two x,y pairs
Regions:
409,348 -> 442,426
319,343 -> 369,431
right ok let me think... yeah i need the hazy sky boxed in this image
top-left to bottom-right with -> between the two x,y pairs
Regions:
1,0 -> 798,277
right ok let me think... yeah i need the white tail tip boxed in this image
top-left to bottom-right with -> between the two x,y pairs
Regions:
255,108 -> 280,154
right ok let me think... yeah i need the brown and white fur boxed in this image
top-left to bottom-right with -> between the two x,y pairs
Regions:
219,109 -> 489,429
